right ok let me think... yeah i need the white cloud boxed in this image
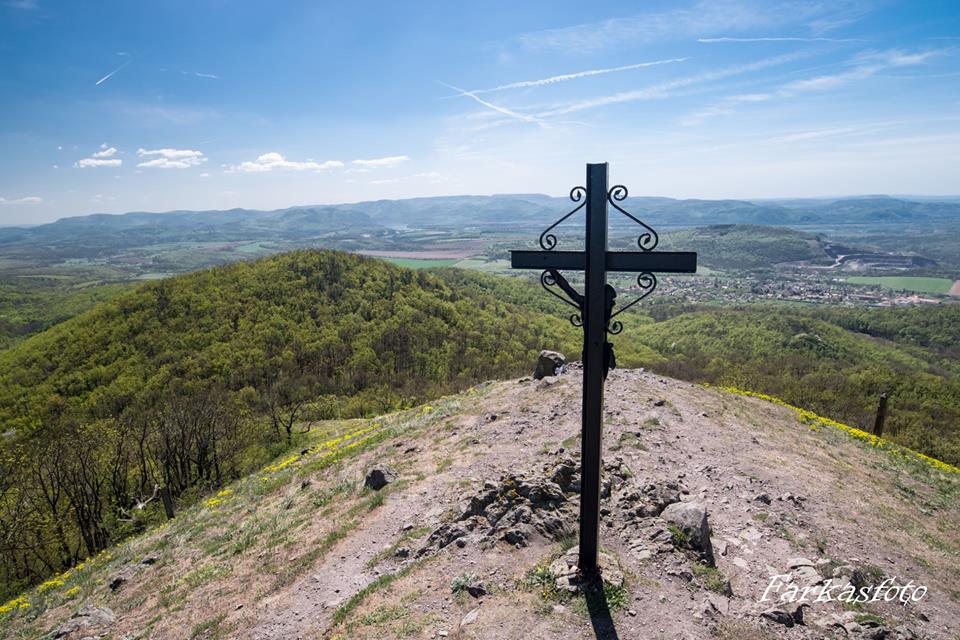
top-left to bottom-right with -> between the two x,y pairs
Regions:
95,58 -> 133,86
540,51 -> 806,117
92,145 -> 118,158
441,82 -> 549,127
0,195 -> 42,205
682,48 -> 943,125
698,36 -> 865,43
466,58 -> 689,94
136,147 -> 207,169
227,152 -> 343,173
351,155 -> 410,168
6,0 -> 39,10
514,1 -> 875,52
181,70 -> 221,80
369,178 -> 399,185
74,144 -> 122,168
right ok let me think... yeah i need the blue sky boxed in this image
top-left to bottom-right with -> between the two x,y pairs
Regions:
1,0 -> 959,224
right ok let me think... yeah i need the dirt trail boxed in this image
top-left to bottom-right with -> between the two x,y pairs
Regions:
240,369 -> 959,639
15,369 -> 957,640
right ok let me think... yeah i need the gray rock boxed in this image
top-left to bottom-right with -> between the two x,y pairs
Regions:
460,608 -> 480,626
53,606 -> 116,638
364,465 -> 397,491
661,501 -> 715,566
533,350 -> 565,380
761,608 -> 795,627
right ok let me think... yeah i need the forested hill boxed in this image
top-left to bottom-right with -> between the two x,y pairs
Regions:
0,250 -> 578,598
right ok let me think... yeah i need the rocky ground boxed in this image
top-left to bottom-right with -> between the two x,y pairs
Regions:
5,366 -> 958,640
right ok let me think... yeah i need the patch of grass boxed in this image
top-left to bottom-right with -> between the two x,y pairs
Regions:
450,572 -> 477,595
367,492 -> 386,510
435,457 -> 453,472
692,562 -> 730,594
183,563 -> 232,589
713,620 -> 778,640
190,612 -> 228,639
855,613 -> 885,626
668,524 -> 687,547
331,562 -> 420,626
752,511 -> 769,522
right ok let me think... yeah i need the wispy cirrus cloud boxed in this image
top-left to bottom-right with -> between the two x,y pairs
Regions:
226,152 -> 343,173
137,148 -> 207,169
465,57 -> 689,95
440,82 -> 549,128
74,144 -> 122,168
539,51 -> 808,117
181,70 -> 220,80
514,1 -> 876,53
6,0 -> 39,10
698,36 -> 866,43
681,48 -> 945,125
0,195 -> 42,204
95,57 -> 133,86
352,155 -> 409,168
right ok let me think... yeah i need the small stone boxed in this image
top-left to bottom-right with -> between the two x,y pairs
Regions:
394,547 -> 410,558
455,538 -> 467,549
627,609 -> 637,617
534,350 -> 565,380
754,493 -> 772,505
438,631 -> 449,638
460,608 -> 479,626
108,576 -> 126,592
364,465 -> 397,491
761,609 -> 795,627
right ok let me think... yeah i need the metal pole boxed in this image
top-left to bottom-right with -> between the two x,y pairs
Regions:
873,393 -> 888,437
578,163 -> 608,578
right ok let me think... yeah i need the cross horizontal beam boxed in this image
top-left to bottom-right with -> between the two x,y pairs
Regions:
510,250 -> 697,273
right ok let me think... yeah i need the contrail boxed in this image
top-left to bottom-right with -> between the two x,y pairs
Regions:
439,82 -> 549,128
95,58 -> 133,86
698,36 -> 865,43
471,57 -> 689,94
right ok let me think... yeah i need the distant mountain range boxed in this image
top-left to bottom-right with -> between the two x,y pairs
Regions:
2,195 -> 959,251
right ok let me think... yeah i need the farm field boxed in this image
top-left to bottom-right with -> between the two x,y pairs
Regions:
845,276 -> 955,295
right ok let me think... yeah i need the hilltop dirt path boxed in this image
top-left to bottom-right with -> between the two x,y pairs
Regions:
242,368 -> 958,639
16,368 -> 958,640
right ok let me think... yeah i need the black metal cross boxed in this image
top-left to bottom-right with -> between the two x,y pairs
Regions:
511,162 -> 697,579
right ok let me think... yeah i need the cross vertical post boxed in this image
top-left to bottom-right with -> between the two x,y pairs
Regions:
579,163 -> 608,577
510,162 -> 697,582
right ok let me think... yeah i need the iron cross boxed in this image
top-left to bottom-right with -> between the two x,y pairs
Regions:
511,162 -> 697,579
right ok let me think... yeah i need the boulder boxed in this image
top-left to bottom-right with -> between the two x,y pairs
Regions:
661,501 -> 715,566
53,605 -> 116,638
364,465 -> 397,491
533,350 -> 565,380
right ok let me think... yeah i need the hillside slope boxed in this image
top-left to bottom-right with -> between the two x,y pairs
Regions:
4,369 -> 956,639
0,251 -> 579,599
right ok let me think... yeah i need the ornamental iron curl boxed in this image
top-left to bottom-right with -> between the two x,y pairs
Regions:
608,185 -> 658,251
539,186 -> 586,251
607,273 -> 657,335
541,269 -> 583,327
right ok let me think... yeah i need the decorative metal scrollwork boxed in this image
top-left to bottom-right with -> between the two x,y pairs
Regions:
608,185 -> 658,251
539,186 -> 586,250
541,270 -> 583,327
607,272 -> 657,334
605,185 -> 660,332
